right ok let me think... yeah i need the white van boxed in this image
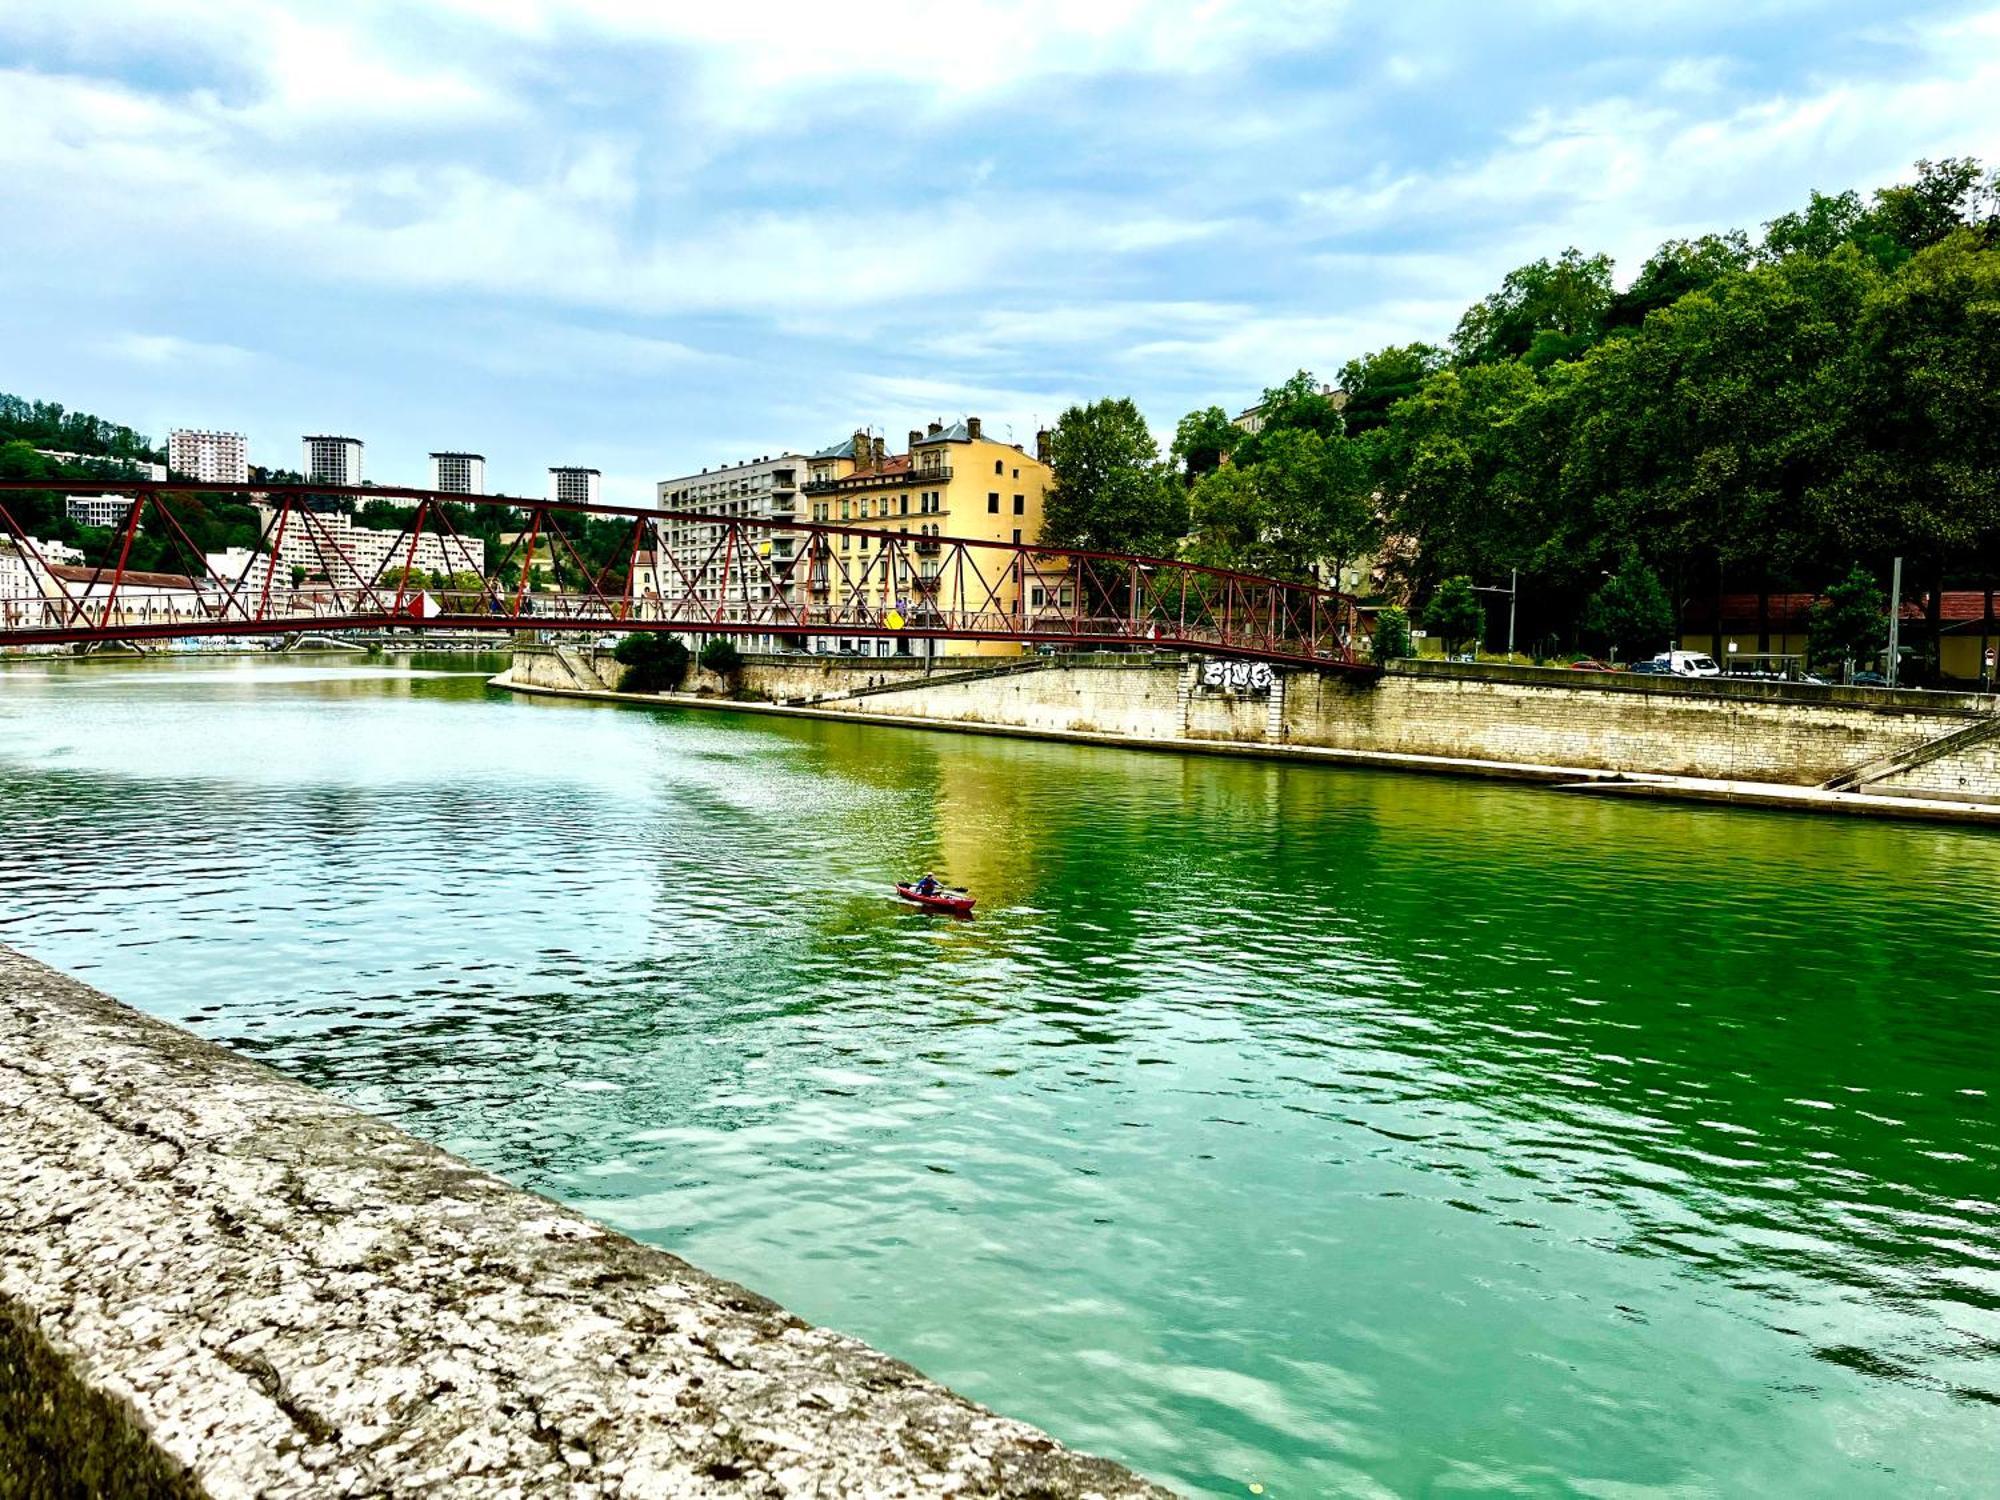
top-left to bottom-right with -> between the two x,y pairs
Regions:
1655,650 -> 1721,678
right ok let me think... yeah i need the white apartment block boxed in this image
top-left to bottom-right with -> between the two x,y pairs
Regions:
168,429 -> 249,485
273,510 -> 486,588
34,449 -> 167,481
549,467 -> 601,507
648,453 -> 806,651
302,435 -> 364,487
429,452 -> 486,494
66,495 -> 137,530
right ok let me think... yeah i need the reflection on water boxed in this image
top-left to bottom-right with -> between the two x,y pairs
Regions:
3,653 -> 1997,1497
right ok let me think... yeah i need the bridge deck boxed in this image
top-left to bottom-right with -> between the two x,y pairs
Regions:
0,480 -> 1370,672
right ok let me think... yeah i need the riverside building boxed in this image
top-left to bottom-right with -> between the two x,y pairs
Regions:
168,429 -> 249,485
271,510 -> 485,588
302,435 -> 364,488
549,467 -> 601,507
647,453 -> 808,652
429,452 -> 486,495
802,418 -> 1057,657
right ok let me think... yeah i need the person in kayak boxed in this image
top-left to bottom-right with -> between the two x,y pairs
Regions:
914,872 -> 941,896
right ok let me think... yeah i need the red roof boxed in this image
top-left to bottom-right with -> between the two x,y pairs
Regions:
1681,591 -> 2000,629
49,563 -> 197,590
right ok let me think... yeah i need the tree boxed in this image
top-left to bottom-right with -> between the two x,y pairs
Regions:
1422,576 -> 1485,656
1807,567 -> 1887,673
1374,360 -> 1553,593
1336,344 -> 1446,434
612,633 -> 690,692
1243,370 -> 1344,448
1039,398 -> 1184,554
1169,405 -> 1238,483
289,565 -> 307,588
1606,233 -> 1753,329
698,638 -> 744,690
1369,606 -> 1411,664
1581,553 -> 1672,661
1452,248 -> 1615,368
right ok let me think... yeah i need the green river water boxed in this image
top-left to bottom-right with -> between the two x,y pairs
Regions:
1,654 -> 1996,1496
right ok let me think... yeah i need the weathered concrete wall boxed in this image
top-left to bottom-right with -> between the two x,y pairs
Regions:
1283,666 -> 1982,785
504,646 -> 1999,793
1870,736 -> 2000,802
0,946 -> 1168,1499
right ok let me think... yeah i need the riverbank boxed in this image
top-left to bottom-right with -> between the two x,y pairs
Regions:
497,647 -> 2000,828
0,945 -> 1164,1497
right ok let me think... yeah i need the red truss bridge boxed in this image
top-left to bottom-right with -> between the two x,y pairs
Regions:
0,480 -> 1371,671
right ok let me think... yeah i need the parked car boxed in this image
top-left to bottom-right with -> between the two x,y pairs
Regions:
1654,650 -> 1722,677
1627,659 -> 1674,674
1567,657 -> 1612,672
1851,670 -> 1889,687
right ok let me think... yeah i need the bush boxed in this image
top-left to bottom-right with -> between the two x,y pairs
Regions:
612,632 -> 690,692
1369,606 -> 1411,663
698,639 -> 744,682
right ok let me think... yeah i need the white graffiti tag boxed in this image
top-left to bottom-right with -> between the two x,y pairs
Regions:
1200,659 -> 1275,694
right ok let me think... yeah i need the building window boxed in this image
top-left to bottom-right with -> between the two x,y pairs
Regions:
1013,495 -> 1024,515
988,493 -> 999,513
900,495 -> 909,515
994,459 -> 1003,475
1013,468 -> 1020,479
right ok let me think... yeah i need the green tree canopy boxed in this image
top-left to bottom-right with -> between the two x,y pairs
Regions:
1452,248 -> 1615,368
1336,343 -> 1446,434
1807,566 -> 1887,672
1422,576 -> 1486,656
1169,405 -> 1238,483
1039,397 -> 1184,554
1581,553 -> 1673,660
1369,605 -> 1411,664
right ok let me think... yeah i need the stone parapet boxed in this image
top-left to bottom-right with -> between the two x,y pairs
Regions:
0,946 -> 1168,1498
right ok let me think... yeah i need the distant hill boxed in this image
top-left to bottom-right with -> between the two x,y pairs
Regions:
0,392 -> 162,464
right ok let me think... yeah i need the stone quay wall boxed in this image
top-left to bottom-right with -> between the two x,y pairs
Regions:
503,646 -> 1999,794
0,945 -> 1167,1499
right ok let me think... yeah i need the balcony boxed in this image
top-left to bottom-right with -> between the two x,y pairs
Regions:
914,539 -> 941,556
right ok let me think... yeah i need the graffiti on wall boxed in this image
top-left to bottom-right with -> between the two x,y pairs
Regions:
1200,659 -> 1276,695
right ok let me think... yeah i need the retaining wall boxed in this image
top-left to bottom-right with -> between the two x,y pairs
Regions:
0,946 -> 1165,1498
504,647 -> 2000,794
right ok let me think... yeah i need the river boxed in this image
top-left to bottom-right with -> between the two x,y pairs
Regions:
2,653 -> 1996,1496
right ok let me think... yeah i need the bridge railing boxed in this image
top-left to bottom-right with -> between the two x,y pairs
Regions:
0,480 -> 1372,671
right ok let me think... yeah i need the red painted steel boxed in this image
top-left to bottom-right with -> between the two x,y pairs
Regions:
0,480 -> 1370,671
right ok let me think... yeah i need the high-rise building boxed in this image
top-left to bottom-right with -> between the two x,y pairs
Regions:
429,452 -> 486,495
168,429 -> 249,485
302,435 -> 364,487
549,467 -> 601,507
648,453 -> 808,651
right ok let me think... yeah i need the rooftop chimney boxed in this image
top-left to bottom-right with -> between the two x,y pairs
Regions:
908,429 -> 922,451
871,435 -> 886,466
967,416 -> 982,441
1035,428 -> 1052,464
852,429 -> 869,462
928,421 -> 943,437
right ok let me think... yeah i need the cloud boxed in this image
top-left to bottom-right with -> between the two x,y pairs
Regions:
98,333 -> 258,368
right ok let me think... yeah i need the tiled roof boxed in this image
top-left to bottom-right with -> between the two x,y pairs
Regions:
1680,591 -> 2000,628
911,420 -> 975,444
48,564 -> 197,590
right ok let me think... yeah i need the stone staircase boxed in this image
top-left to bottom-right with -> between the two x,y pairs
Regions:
1822,711 -> 2000,792
817,654 -> 1060,705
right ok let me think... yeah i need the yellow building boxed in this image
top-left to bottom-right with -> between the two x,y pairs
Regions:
799,418 -> 1058,657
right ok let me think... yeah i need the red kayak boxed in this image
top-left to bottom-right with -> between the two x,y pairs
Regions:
895,882 -> 976,915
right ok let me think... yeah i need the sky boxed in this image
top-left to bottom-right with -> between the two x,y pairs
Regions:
3,0 -> 1998,502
